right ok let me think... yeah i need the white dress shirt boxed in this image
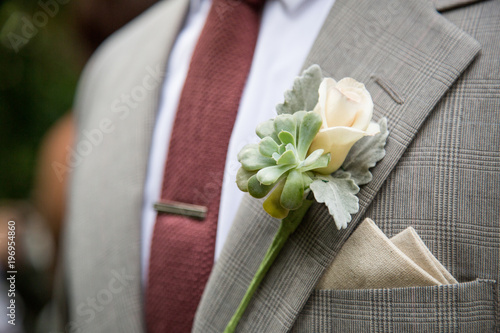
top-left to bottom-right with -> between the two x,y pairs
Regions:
141,0 -> 336,285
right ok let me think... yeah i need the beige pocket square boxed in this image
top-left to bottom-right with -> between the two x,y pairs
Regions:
315,218 -> 458,290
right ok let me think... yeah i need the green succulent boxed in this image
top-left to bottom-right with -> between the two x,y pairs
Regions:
236,111 -> 330,219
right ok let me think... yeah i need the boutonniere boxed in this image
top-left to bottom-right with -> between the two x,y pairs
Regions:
225,65 -> 389,332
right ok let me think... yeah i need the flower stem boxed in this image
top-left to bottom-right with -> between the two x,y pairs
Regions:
223,200 -> 313,333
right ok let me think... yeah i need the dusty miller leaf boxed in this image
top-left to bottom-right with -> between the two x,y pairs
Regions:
336,117 -> 389,186
310,174 -> 359,230
276,65 -> 323,115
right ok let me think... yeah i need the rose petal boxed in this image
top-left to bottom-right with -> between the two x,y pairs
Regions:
336,78 -> 373,131
365,121 -> 380,135
315,78 -> 335,129
323,83 -> 359,128
309,126 -> 373,174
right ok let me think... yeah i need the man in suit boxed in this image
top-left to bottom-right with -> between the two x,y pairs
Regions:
55,0 -> 499,331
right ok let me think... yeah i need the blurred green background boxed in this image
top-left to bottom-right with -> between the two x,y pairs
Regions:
0,0 -> 159,201
0,0 -> 80,200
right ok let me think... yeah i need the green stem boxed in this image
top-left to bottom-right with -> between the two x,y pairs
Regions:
224,200 -> 313,333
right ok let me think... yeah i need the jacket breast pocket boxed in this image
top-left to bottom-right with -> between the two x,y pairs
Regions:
292,279 -> 497,332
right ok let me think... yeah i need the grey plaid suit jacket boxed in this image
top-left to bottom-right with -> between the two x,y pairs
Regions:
58,0 -> 500,331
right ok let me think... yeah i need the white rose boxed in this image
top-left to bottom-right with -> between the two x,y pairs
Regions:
309,77 -> 380,174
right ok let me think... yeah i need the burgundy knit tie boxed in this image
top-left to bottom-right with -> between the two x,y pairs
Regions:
146,0 -> 265,331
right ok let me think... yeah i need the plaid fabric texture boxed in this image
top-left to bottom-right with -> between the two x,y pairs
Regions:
62,0 -> 499,331
194,0 -> 500,331
294,280 -> 496,332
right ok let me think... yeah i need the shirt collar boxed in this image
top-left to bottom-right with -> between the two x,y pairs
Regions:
188,0 -> 204,16
280,0 -> 308,12
189,0 -> 310,15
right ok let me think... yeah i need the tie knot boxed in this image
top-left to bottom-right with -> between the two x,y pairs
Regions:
216,0 -> 266,9
244,0 -> 266,6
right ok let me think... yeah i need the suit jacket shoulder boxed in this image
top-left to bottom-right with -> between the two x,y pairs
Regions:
61,1 -> 189,332
75,0 -> 188,123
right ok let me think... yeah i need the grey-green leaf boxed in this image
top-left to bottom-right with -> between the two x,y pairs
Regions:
310,175 -> 360,230
293,111 -> 307,143
297,111 -> 323,159
256,120 -> 279,143
276,65 -> 323,115
302,172 -> 314,188
236,167 -> 256,192
274,114 -> 296,141
278,131 -> 295,146
338,117 -> 389,185
298,153 -> 330,172
299,149 -> 324,168
248,175 -> 275,198
293,111 -> 307,124
259,137 -> 280,157
276,149 -> 297,165
238,144 -> 276,171
256,164 -> 295,185
281,169 -> 304,210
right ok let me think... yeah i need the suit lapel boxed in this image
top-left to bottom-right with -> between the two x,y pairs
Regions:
432,0 -> 483,11
195,0 -> 481,331
302,0 -> 481,252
